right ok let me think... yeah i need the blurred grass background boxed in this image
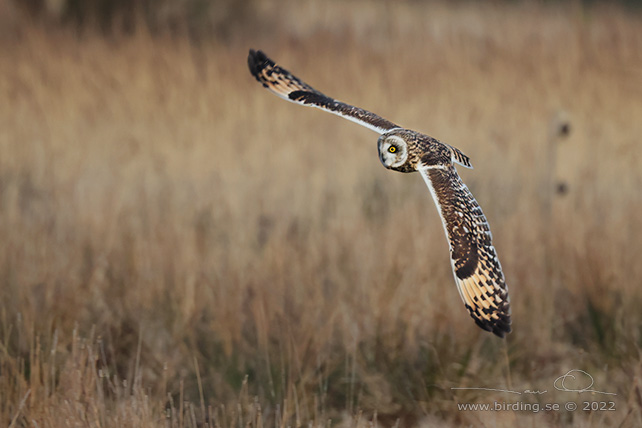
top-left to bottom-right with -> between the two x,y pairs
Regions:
1,0 -> 642,426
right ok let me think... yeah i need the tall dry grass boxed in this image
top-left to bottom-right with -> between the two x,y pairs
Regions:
1,1 -> 642,426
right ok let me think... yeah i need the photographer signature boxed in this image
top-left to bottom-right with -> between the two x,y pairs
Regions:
451,369 -> 616,396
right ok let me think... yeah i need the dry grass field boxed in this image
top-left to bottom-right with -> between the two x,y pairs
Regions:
1,1 -> 642,426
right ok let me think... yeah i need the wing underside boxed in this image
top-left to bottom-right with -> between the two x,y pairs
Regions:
248,49 -> 399,134
418,165 -> 511,337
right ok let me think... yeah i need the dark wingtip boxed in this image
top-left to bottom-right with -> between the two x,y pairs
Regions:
493,327 -> 507,338
492,318 -> 512,338
247,49 -> 272,80
471,309 -> 511,338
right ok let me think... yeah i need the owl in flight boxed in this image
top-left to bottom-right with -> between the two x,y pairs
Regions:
247,49 -> 511,337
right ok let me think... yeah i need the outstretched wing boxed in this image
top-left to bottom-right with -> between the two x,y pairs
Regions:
418,164 -> 511,337
248,49 -> 399,134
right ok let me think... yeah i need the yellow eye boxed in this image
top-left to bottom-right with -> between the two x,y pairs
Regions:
388,146 -> 397,153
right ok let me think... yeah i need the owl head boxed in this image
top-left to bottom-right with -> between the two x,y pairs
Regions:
377,130 -> 414,172
378,129 -> 463,172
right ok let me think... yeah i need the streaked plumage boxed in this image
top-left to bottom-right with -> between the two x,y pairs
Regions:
247,49 -> 511,337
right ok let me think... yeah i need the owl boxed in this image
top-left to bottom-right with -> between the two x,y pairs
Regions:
247,49 -> 511,337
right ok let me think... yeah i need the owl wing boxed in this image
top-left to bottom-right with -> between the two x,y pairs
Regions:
248,49 -> 400,134
418,164 -> 511,337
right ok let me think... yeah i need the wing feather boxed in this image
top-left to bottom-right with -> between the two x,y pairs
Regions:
418,164 -> 511,337
248,49 -> 399,134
